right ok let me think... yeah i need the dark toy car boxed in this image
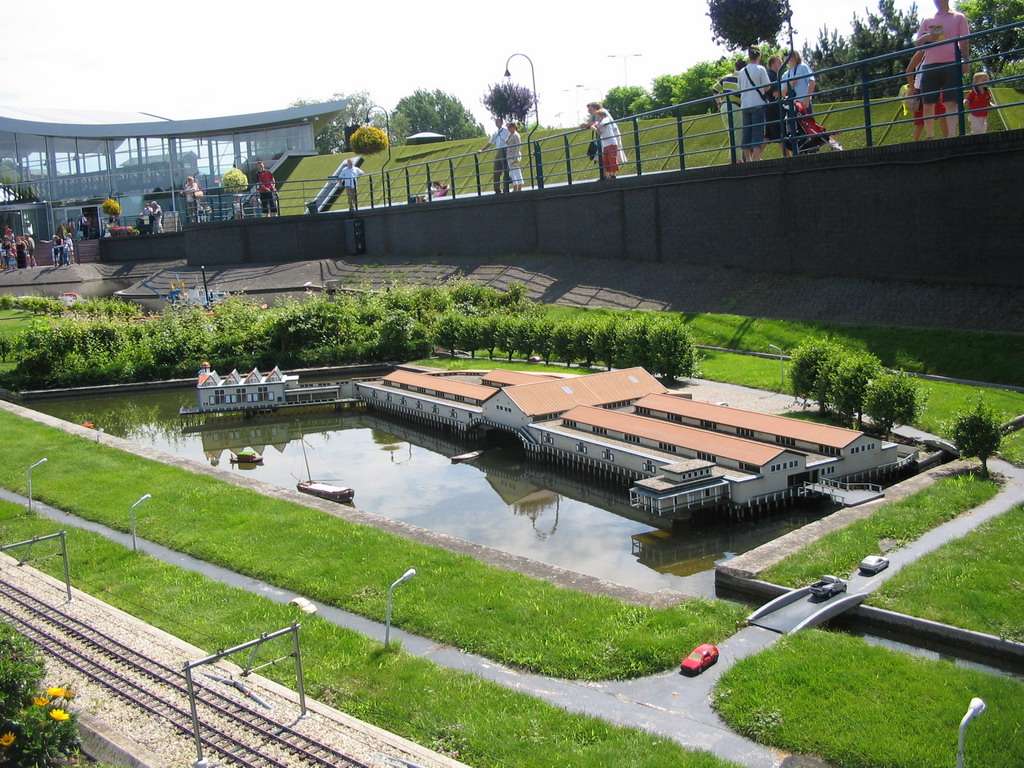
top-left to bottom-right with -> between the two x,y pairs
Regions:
808,575 -> 847,599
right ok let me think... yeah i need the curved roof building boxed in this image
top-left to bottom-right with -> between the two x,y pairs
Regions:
0,99 -> 348,237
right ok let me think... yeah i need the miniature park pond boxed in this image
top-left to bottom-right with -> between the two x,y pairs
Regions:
28,387 -> 834,597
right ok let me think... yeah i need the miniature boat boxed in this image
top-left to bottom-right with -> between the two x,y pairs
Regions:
295,434 -> 354,503
451,450 -> 482,463
230,449 -> 263,464
296,480 -> 355,503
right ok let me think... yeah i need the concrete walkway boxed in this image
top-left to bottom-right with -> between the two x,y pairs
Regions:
4,451 -> 1022,768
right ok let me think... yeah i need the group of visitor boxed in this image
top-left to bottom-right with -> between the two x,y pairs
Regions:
1,228 -> 36,269
477,117 -> 531,192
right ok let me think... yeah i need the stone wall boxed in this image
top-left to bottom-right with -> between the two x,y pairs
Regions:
102,128 -> 1024,290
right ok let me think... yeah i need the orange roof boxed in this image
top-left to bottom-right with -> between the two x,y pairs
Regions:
561,405 -> 790,466
504,368 -> 666,417
382,370 -> 497,403
635,393 -> 863,449
481,369 -> 561,387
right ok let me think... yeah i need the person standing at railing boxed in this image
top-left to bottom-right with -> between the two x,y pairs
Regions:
255,161 -> 279,217
738,48 -> 772,163
338,158 -> 364,211
713,59 -> 746,163
963,71 -> 992,134
765,55 -> 790,158
181,176 -> 200,223
781,51 -> 816,113
581,103 -> 626,179
477,118 -> 510,193
505,121 -> 524,192
915,0 -> 970,140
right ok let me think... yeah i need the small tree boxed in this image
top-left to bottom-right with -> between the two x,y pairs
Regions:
829,351 -> 883,427
482,82 -> 537,123
707,0 -> 789,49
864,370 -> 927,436
945,398 -> 1004,478
789,337 -> 842,412
221,168 -> 248,192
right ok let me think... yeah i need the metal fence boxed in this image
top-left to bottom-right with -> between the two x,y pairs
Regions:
182,21 -> 1022,221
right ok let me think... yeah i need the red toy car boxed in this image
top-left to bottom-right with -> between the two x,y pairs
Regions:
680,643 -> 719,675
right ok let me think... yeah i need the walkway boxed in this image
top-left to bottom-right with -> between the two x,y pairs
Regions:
3,451 -> 1022,768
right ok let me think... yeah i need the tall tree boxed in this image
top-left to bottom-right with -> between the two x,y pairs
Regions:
650,60 -> 735,114
392,89 -> 485,141
804,0 -> 920,101
289,91 -> 378,155
707,0 -> 789,49
957,0 -> 1024,74
602,86 -> 653,118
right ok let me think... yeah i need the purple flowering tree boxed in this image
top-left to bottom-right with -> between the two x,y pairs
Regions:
482,82 -> 537,124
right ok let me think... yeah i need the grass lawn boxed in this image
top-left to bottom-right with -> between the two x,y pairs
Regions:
759,473 -> 1000,589
869,504 -> 1024,642
0,408 -> 746,682
0,502 -> 740,768
714,630 -> 1024,768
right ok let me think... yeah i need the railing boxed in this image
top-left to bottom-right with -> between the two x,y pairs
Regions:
164,21 -> 1021,222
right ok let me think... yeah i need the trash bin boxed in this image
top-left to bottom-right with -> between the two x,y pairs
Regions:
344,218 -> 365,255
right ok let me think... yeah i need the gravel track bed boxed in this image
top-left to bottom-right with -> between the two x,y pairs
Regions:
0,554 -> 465,768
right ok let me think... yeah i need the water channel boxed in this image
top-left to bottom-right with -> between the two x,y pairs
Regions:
28,386 -> 834,597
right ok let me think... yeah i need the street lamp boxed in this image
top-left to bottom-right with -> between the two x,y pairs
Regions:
956,697 -> 986,768
769,344 -> 785,391
130,493 -> 152,552
607,53 -> 643,87
503,53 -> 540,133
27,458 -> 47,512
364,105 -> 392,166
384,567 -> 416,649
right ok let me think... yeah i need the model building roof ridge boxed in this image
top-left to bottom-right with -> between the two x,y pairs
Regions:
382,369 -> 498,401
503,367 -> 666,416
634,392 -> 864,448
561,404 -> 791,466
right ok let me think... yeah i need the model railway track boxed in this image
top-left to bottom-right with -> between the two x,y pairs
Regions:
0,580 -> 370,768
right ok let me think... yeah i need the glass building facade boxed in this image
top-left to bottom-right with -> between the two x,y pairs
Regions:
0,100 -> 346,237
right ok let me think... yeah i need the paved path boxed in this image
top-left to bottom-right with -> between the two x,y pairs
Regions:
4,450 -> 1022,768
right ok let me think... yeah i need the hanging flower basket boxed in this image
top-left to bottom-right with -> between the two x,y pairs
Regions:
350,126 -> 389,155
101,198 -> 122,217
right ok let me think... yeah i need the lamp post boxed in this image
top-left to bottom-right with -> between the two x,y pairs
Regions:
200,265 -> 210,308
130,493 -> 152,552
27,458 -> 47,512
384,567 -> 416,649
607,53 -> 643,87
769,344 -> 785,391
503,53 -> 540,133
956,697 -> 986,768
364,105 -> 392,167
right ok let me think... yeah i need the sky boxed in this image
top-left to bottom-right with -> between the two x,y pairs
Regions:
3,0 -> 924,130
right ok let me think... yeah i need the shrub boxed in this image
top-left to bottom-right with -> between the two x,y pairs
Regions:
944,398 -> 1005,477
350,126 -> 389,156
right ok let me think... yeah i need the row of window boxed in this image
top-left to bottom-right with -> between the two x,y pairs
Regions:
769,459 -> 800,472
850,442 -> 876,454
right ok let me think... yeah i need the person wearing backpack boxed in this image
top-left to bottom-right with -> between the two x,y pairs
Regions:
739,48 -> 772,162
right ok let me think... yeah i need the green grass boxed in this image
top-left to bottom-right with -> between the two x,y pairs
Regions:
760,473 -> 1000,589
0,408 -> 745,682
870,504 -> 1024,642
0,502 -> 740,768
714,630 -> 1024,768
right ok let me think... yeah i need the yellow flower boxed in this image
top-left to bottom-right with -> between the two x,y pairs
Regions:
0,732 -> 15,746
49,708 -> 70,721
46,686 -> 68,699
34,696 -> 50,707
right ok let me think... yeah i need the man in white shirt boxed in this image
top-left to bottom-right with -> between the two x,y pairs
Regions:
738,47 -> 771,163
338,158 -> 364,211
781,51 -> 816,112
477,118 -> 509,193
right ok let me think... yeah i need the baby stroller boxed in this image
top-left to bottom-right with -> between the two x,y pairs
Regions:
787,100 -> 843,154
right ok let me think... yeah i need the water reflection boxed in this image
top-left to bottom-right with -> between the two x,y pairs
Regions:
29,388 -> 834,594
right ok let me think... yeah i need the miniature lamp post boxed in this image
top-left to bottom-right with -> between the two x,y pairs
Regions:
503,53 -> 540,130
769,344 -> 785,391
130,493 -> 152,552
27,458 -> 48,512
384,568 -> 416,649
956,697 -> 986,768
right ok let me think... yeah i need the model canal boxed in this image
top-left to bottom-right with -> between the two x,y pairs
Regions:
29,388 -> 833,595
